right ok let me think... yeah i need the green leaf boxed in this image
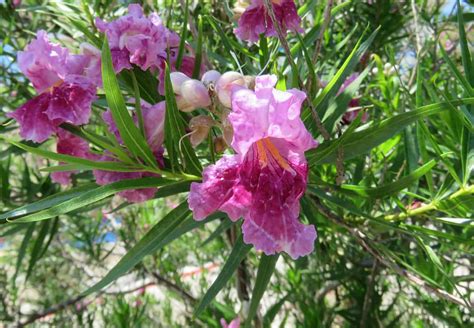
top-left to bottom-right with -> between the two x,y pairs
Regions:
101,37 -> 158,169
14,223 -> 36,282
8,178 -> 171,223
82,202 -> 189,295
163,63 -> 202,175
82,206 -> 222,295
192,16 -> 203,79
342,158 -> 438,198
175,0 -> 189,71
305,27 -> 379,124
1,137 -> 143,172
0,184 -> 97,222
245,254 -> 279,327
25,220 -> 51,280
194,234 -> 252,316
307,98 -> 474,165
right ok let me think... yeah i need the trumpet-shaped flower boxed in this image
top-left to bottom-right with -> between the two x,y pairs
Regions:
95,4 -> 197,94
189,75 -> 317,259
235,0 -> 303,43
8,31 -> 97,143
95,4 -> 178,72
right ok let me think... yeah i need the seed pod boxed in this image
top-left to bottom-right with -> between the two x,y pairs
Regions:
189,115 -> 215,147
213,136 -> 228,154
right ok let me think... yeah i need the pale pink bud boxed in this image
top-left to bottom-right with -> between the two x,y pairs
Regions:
180,79 -> 211,111
170,72 -> 191,95
215,71 -> 246,107
189,116 -> 215,147
201,70 -> 221,87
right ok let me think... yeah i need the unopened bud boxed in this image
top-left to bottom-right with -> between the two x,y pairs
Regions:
189,116 -> 215,147
180,79 -> 211,111
201,70 -> 222,87
215,71 -> 246,108
170,72 -> 191,95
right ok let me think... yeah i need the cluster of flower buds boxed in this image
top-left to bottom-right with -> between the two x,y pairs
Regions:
171,70 -> 255,150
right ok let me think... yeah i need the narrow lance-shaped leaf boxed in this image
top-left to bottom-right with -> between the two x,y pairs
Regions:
1,137 -> 144,172
342,158 -> 438,198
245,254 -> 280,327
9,178 -> 172,223
101,37 -> 158,169
307,98 -> 474,165
83,206 -> 223,296
163,63 -> 202,175
194,234 -> 252,316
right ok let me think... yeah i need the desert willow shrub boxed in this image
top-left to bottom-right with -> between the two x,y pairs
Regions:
0,0 -> 473,326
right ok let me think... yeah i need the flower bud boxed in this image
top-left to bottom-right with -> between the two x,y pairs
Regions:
215,71 -> 246,108
201,70 -> 221,87
189,115 -> 215,147
180,79 -> 211,111
170,72 -> 191,95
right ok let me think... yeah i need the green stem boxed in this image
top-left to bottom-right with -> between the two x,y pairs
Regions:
384,185 -> 473,221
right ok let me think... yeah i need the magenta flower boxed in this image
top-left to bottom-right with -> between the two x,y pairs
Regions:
95,4 -> 179,73
7,31 -> 97,143
189,75 -> 317,259
51,129 -> 95,185
235,0 -> 303,43
93,101 -> 166,203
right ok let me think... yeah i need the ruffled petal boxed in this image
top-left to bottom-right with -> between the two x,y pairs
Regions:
96,4 -> 173,73
242,211 -> 316,259
229,75 -> 316,157
188,155 -> 250,221
238,140 -> 316,259
7,93 -> 57,143
234,0 -> 302,43
45,77 -> 96,126
17,30 -> 69,93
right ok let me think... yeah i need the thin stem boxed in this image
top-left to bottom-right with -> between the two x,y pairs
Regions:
383,185 -> 473,221
311,196 -> 472,309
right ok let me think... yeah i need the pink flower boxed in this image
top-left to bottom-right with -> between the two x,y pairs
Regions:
95,4 -> 178,73
234,0 -> 303,43
8,31 -> 97,143
221,318 -> 241,328
93,101 -> 165,203
51,129 -> 95,185
95,4 -> 197,94
189,75 -> 317,259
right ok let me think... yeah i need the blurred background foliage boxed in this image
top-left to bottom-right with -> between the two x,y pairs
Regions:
0,0 -> 473,327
